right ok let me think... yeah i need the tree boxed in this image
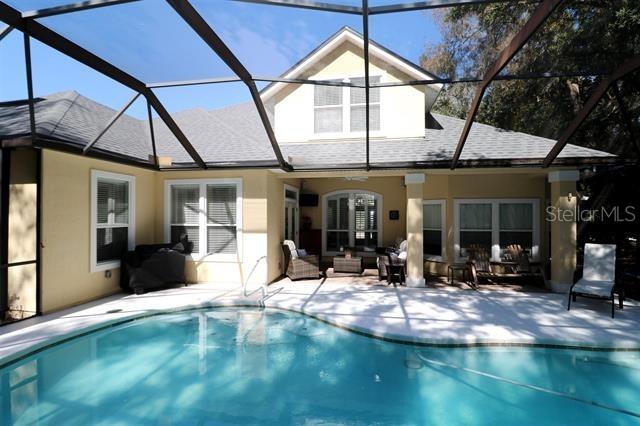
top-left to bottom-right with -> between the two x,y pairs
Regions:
421,0 -> 640,156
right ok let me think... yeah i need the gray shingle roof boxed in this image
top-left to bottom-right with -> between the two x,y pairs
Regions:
0,90 -> 614,167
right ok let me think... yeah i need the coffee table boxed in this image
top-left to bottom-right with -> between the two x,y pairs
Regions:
333,256 -> 364,274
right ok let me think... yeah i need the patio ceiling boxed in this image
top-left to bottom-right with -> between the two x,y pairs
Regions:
0,0 -> 638,171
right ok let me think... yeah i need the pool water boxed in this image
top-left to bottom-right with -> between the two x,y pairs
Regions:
1,308 -> 639,425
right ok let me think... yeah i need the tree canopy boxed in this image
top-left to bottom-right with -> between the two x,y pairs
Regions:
421,0 -> 640,157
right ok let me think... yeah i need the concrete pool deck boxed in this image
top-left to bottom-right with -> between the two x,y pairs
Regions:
1,279 -> 640,365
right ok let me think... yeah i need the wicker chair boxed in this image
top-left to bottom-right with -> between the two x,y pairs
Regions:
282,240 -> 320,280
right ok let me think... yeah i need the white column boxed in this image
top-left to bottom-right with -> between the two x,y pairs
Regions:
405,173 -> 425,287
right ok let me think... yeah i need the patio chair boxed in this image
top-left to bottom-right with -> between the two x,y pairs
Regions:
281,240 -> 320,280
386,251 -> 406,286
377,240 -> 407,281
567,243 -> 619,318
466,245 -> 493,288
503,244 -> 549,287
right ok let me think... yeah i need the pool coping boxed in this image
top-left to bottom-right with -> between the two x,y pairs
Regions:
2,298 -> 640,370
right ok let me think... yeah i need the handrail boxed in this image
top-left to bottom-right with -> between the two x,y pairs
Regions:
243,255 -> 268,303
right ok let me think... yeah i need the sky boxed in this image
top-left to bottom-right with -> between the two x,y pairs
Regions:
0,1 -> 442,118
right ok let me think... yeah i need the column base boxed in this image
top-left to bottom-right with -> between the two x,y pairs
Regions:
550,281 -> 572,294
405,277 -> 425,288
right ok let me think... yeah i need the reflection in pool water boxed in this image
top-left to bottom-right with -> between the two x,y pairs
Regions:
1,308 -> 639,425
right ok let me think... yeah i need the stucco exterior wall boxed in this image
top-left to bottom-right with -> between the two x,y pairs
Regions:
154,170 -> 273,286
265,174 -> 301,282
34,150 -> 560,315
41,150 -> 157,313
272,42 -> 426,143
423,173 -> 548,276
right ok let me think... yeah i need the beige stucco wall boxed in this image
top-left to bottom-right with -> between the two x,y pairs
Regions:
7,149 -> 38,316
293,171 -> 548,273
154,170 -> 274,286
272,41 -> 427,143
423,172 -> 548,276
265,174 -> 302,281
34,149 -> 566,315
41,150 -> 157,313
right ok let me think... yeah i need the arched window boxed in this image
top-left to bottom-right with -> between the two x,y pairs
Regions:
322,191 -> 382,255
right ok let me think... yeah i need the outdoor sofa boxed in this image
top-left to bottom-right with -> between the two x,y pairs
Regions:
121,240 -> 191,294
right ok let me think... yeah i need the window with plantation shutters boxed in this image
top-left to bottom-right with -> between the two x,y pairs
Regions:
165,179 -> 242,259
323,191 -> 381,255
91,170 -> 135,272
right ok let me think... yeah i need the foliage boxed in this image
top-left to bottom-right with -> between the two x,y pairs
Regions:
421,0 -> 640,156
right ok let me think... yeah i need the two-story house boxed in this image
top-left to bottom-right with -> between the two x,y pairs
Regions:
0,27 -> 615,314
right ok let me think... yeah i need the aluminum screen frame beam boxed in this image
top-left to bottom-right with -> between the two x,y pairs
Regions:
166,0 -> 292,171
232,0 -> 519,15
450,0 -> 563,169
369,0 -> 519,15
0,24 -> 11,41
230,0 -> 362,14
147,69 -> 609,91
83,92 -> 140,154
542,55 -> 640,167
0,1 -> 206,169
21,0 -> 140,19
23,33 -> 37,146
147,100 -> 160,169
362,0 -> 371,169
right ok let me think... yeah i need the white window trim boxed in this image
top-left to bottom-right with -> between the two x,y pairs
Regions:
423,199 -> 446,262
164,178 -> 243,262
453,198 -> 540,263
283,184 -> 300,246
312,75 -> 383,138
90,170 -> 136,273
321,190 -> 383,257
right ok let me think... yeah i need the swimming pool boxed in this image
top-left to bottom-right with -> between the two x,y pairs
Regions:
1,307 -> 639,425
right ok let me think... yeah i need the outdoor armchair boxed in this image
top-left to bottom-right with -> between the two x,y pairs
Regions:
282,240 -> 320,280
567,243 -> 619,318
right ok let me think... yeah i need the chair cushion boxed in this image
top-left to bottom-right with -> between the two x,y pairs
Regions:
573,278 -> 614,297
297,248 -> 308,257
283,240 -> 297,258
583,243 -> 616,282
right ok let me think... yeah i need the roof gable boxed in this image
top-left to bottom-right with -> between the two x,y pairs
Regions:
260,26 -> 440,101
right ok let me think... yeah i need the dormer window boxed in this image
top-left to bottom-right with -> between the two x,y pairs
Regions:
314,81 -> 343,133
349,77 -> 380,132
313,77 -> 381,135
